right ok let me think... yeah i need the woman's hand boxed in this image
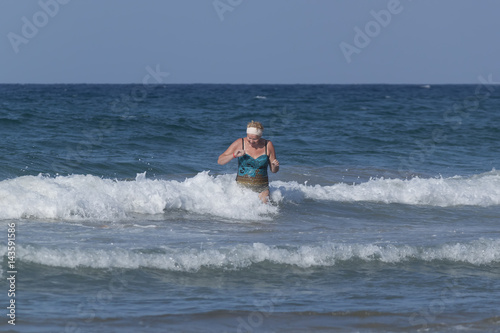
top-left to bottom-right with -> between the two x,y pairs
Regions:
218,139 -> 245,165
233,149 -> 245,158
271,159 -> 279,173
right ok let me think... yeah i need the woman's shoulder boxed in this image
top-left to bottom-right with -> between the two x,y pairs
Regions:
228,138 -> 244,148
265,139 -> 276,153
231,137 -> 244,144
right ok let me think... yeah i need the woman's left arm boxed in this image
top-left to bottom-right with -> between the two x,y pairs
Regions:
268,141 -> 279,173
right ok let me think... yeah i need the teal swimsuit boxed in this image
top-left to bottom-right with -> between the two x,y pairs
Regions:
236,138 -> 269,192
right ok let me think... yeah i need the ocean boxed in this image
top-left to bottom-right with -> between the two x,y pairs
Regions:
1,83 -> 499,332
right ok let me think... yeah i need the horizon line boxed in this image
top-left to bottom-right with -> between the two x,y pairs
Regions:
0,82 -> 495,85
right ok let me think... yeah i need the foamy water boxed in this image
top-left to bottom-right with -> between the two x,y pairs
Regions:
0,172 -> 277,221
272,170 -> 500,207
2,170 -> 499,222
8,238 -> 500,274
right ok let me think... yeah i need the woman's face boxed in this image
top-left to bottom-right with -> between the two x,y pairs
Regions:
246,134 -> 261,147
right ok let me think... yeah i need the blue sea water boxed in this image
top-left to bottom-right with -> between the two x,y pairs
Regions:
1,84 -> 500,332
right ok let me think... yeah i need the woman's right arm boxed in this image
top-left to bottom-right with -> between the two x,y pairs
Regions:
218,139 -> 242,165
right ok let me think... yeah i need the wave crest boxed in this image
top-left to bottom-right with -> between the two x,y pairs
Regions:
8,239 -> 500,272
0,172 -> 276,221
1,170 -> 499,221
272,170 -> 500,207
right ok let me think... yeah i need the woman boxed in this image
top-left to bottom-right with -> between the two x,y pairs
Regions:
218,121 -> 279,202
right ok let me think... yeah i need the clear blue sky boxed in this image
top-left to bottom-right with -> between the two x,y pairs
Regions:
1,0 -> 499,84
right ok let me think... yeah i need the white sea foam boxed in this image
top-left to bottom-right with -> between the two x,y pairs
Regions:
1,171 -> 499,221
0,172 -> 276,221
11,238 -> 500,271
271,170 -> 500,207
